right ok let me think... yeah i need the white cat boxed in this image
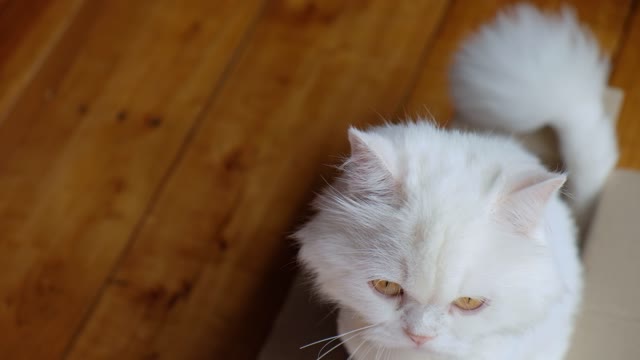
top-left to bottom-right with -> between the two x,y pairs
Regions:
295,4 -> 617,360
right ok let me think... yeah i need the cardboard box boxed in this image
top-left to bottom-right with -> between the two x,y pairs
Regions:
258,276 -> 344,360
566,169 -> 640,359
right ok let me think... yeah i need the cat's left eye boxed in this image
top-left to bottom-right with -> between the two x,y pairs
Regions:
452,297 -> 485,311
370,280 -> 403,297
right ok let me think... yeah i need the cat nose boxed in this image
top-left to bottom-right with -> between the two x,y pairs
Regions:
403,329 -> 434,346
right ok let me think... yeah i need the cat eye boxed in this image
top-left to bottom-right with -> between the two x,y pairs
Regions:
370,280 -> 403,297
452,297 -> 485,311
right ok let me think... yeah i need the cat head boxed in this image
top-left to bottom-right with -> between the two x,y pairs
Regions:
295,122 -> 568,357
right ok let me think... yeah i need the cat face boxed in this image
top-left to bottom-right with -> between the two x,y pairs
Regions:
296,124 -> 566,357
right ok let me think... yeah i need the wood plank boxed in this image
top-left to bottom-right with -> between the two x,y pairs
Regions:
611,5 -> 640,170
65,1 -> 451,359
0,0 -> 84,123
404,0 -> 634,124
0,0 -> 263,358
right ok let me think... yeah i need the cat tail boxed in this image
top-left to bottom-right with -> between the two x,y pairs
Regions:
449,4 -> 618,226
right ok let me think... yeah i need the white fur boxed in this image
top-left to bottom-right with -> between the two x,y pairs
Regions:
296,4 -> 615,360
450,4 -> 617,225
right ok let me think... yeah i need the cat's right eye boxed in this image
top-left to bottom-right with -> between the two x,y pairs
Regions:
370,280 -> 403,297
452,297 -> 485,311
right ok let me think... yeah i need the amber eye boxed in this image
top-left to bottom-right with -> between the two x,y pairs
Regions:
370,280 -> 403,297
452,297 -> 485,311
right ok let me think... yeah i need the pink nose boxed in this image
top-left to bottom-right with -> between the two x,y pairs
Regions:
404,330 -> 434,346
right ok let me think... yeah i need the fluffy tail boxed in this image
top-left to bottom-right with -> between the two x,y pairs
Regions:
450,4 -> 618,227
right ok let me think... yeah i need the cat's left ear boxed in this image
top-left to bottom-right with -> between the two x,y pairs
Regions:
347,128 -> 399,177
498,172 -> 566,235
344,128 -> 401,197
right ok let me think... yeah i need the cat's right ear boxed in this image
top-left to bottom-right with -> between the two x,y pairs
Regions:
498,171 -> 566,236
344,128 -> 401,198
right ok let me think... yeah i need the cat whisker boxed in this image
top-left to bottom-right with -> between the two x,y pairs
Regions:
346,338 -> 368,360
317,332 -> 362,360
355,340 -> 374,360
316,334 -> 345,359
374,345 -> 383,360
299,322 -> 378,349
315,306 -> 339,326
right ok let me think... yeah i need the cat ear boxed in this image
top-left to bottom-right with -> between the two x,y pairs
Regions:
344,128 -> 400,197
499,172 -> 566,235
348,128 -> 398,175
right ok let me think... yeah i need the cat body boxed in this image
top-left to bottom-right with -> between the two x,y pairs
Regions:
296,5 -> 616,360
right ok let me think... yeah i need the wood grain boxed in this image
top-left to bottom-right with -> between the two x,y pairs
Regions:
404,0 -> 635,124
0,0 -> 84,122
0,0 -> 262,358
611,4 -> 640,170
65,1 -> 450,359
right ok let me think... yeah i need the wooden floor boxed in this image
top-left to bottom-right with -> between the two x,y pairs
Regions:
1,0 -> 639,359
